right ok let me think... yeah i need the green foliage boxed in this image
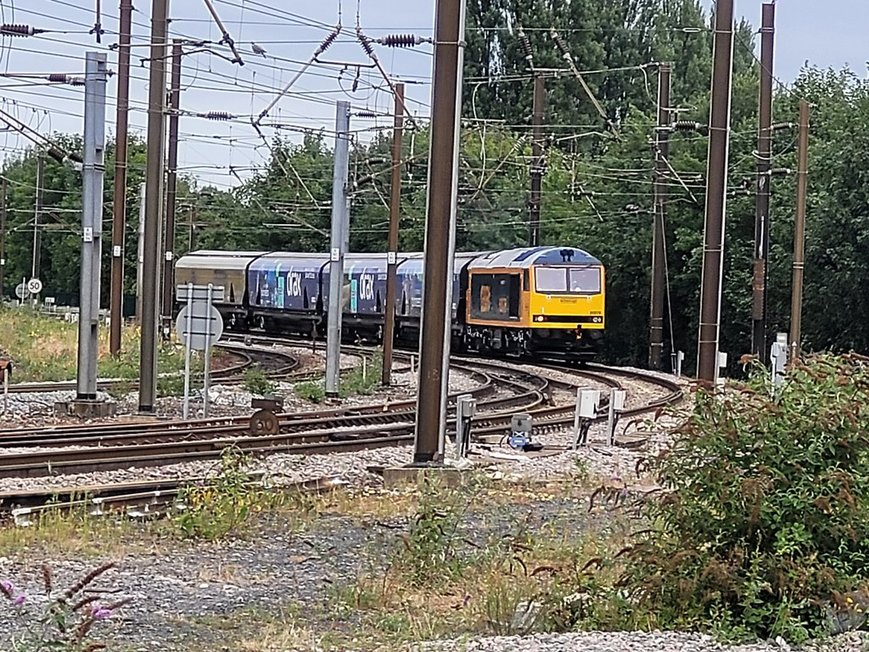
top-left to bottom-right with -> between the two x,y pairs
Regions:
341,352 -> 382,397
157,373 -> 185,398
0,307 -> 185,383
1,561 -> 131,651
172,447 -> 261,540
612,354 -> 869,641
242,366 -> 277,396
294,380 -> 325,403
393,477 -> 475,587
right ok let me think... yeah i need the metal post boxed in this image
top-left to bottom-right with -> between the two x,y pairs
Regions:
138,0 -> 169,413
789,99 -> 809,355
203,283 -> 213,417
649,62 -> 671,370
696,0 -> 734,384
2,366 -> 7,415
529,73 -> 545,247
382,82 -> 405,387
751,2 -> 776,363
161,39 -> 182,336
0,177 -> 6,300
31,153 -> 44,305
325,101 -> 351,397
182,282 -> 192,419
413,0 -> 467,464
76,52 -> 109,400
135,182 -> 146,322
109,0 -> 133,355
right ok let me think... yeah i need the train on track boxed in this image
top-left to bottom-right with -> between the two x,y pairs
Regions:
174,246 -> 606,360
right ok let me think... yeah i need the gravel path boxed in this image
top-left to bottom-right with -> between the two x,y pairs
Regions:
412,631 -> 869,652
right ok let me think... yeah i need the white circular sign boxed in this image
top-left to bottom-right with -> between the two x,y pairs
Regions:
175,302 -> 224,351
14,283 -> 26,299
27,278 -> 43,295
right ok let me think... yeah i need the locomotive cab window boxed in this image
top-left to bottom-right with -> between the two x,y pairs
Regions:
470,273 -> 520,320
535,266 -> 601,295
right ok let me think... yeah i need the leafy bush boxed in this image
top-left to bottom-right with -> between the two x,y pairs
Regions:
1,561 -> 131,651
614,353 -> 869,642
242,367 -> 277,396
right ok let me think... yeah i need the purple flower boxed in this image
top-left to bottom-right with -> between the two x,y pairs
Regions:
12,594 -> 25,606
0,580 -> 14,598
90,604 -> 112,620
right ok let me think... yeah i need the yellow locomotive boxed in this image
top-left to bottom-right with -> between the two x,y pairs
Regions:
461,246 -> 605,359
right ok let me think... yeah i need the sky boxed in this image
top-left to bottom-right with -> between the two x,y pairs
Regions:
0,0 -> 866,191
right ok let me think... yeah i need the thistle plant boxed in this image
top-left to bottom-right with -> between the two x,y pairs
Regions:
1,561 -> 131,651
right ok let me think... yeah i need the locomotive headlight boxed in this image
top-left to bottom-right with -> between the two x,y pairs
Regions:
534,315 -> 544,322
593,317 -> 602,323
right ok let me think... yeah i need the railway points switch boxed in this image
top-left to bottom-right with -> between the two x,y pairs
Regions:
572,389 -> 600,449
455,394 -> 476,458
606,389 -> 627,446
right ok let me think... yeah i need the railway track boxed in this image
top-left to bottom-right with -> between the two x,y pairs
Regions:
0,475 -> 347,525
0,358 -> 681,479
2,343 -> 299,395
0,335 -> 685,521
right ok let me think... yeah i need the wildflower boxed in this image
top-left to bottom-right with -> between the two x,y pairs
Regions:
90,604 -> 112,620
0,580 -> 14,599
13,593 -> 25,606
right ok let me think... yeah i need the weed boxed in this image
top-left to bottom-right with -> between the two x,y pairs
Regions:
1,561 -> 131,651
295,380 -> 326,403
393,476 -> 476,587
340,351 -> 382,397
242,367 -> 277,396
172,447 -> 262,540
157,373 -> 186,398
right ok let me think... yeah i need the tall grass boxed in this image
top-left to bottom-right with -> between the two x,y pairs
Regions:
0,306 -> 186,382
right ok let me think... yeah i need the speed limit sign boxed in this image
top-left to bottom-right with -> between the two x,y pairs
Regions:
27,278 -> 43,295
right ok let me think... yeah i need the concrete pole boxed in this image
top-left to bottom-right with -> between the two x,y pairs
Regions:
109,0 -> 133,355
76,52 -> 109,400
649,62 -> 670,370
31,153 -> 44,305
696,0 -> 734,383
138,0 -> 169,413
751,2 -> 776,363
161,39 -> 182,335
414,0 -> 467,463
0,178 -> 6,299
789,99 -> 810,355
325,101 -> 351,397
382,82 -> 405,386
135,182 -> 146,322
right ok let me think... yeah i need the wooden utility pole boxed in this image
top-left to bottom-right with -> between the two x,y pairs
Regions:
649,62 -> 670,370
696,0 -> 734,384
109,0 -> 133,355
751,2 -> 776,363
414,0 -> 467,464
137,0 -> 169,413
789,99 -> 809,355
529,73 -> 545,247
381,82 -> 405,387
161,39 -> 182,335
